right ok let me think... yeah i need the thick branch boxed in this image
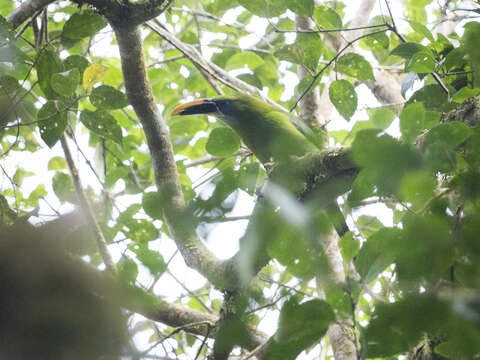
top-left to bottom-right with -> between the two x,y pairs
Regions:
6,0 -> 53,29
112,24 -> 230,288
145,20 -> 286,111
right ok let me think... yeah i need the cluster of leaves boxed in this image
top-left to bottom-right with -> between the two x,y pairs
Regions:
1,0 -> 480,358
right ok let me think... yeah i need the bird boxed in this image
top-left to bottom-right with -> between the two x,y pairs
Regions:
171,94 -> 347,236
171,94 -> 325,165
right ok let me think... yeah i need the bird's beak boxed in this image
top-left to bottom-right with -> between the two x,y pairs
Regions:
171,99 -> 219,116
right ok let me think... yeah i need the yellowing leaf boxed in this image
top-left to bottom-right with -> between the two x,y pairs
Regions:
83,64 -> 109,91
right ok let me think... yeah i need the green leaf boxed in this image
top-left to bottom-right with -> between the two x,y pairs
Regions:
390,42 -> 427,59
36,46 -> 63,99
408,84 -> 448,112
136,246 -> 166,275
296,33 -> 322,72
274,45 -> 302,64
90,85 -> 129,109
338,232 -> 360,262
409,20 -> 434,42
452,87 -> 480,104
50,69 -> 80,97
169,116 -> 207,138
237,0 -> 265,15
329,80 -> 357,120
287,0 -> 314,16
13,167 -> 34,186
398,171 -> 435,209
325,285 -> 351,317
225,51 -> 264,70
399,102 -> 425,144
356,228 -> 401,283
48,156 -> 67,170
359,31 -> 389,52
464,21 -> 480,87
352,130 -> 421,195
37,101 -> 68,148
52,172 -> 76,203
423,122 -> 472,149
142,191 -> 164,220
117,258 -> 138,284
64,54 -> 90,76
313,5 -> 342,29
266,298 -> 334,359
206,127 -> 241,157
335,53 -> 374,81
62,10 -> 107,40
365,295 -> 450,357
368,107 -> 395,130
405,50 -> 435,73
80,110 -> 122,144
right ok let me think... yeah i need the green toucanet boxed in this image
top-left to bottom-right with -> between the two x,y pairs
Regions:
171,94 -> 347,235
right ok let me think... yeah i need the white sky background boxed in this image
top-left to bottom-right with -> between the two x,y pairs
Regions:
1,0 -> 474,358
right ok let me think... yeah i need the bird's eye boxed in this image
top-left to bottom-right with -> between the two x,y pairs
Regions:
215,99 -> 235,116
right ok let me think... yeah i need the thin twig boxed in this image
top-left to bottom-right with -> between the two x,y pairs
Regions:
60,134 -> 116,272
383,0 -> 449,95
270,21 -> 389,34
290,28 -> 389,111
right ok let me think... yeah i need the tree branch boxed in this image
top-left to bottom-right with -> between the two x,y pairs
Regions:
60,134 -> 116,272
145,20 -> 286,111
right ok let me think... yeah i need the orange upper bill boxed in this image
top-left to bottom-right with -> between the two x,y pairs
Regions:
171,99 -> 216,116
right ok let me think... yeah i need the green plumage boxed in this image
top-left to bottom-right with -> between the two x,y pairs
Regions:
214,94 -> 320,164
172,94 -> 348,236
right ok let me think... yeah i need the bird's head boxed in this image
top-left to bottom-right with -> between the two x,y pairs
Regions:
171,94 -> 272,128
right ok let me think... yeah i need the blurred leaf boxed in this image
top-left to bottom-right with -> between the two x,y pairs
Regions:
64,54 -> 90,76
464,21 -> 480,87
400,102 -> 425,144
266,298 -> 334,359
287,0 -> 314,16
225,51 -> 264,70
423,122 -> 472,149
390,42 -> 426,59
137,246 -> 166,276
296,33 -> 322,72
274,45 -> 302,64
48,156 -> 67,170
36,46 -> 63,99
335,53 -> 374,81
408,84 -> 448,112
338,232 -> 360,262
80,110 -> 122,144
142,191 -> 163,220
52,172 -> 76,203
352,130 -> 421,195
398,171 -> 435,209
51,69 -> 80,97
90,85 -> 129,110
368,107 -> 395,130
366,295 -> 449,357
409,20 -> 434,42
329,80 -> 357,120
405,49 -> 435,73
356,227 -> 400,283
452,87 -> 480,104
13,167 -> 34,186
206,127 -> 241,157
37,101 -> 68,148
83,64 -> 109,91
314,5 -> 342,29
117,258 -> 138,284
62,10 -> 107,40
